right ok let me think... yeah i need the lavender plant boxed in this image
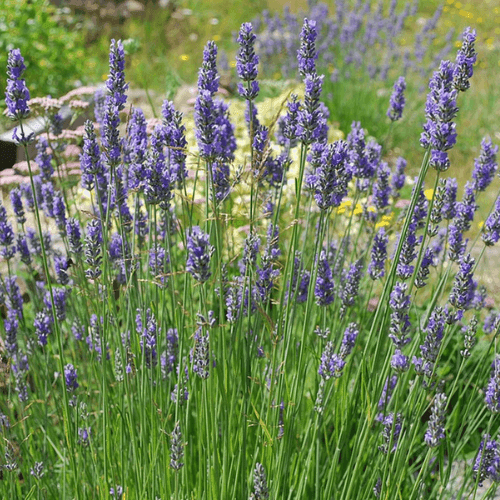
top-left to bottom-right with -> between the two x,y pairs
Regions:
0,19 -> 499,500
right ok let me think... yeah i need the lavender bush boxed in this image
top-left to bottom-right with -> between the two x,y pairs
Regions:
1,17 -> 500,500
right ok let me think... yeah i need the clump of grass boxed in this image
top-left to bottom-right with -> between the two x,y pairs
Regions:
1,16 -> 500,500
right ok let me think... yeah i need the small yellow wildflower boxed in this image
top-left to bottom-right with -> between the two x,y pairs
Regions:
367,206 -> 376,213
339,200 -> 353,209
424,189 -> 434,201
375,221 -> 390,229
446,0 -> 454,4
230,61 -> 237,68
337,207 -> 346,215
443,6 -> 449,12
213,35 -> 221,42
454,41 -> 462,48
478,221 -> 484,229
477,17 -> 483,22
180,54 -> 189,62
455,1 -> 462,7
353,203 -> 363,216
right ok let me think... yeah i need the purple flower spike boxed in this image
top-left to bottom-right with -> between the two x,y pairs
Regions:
483,195 -> 500,246
389,282 -> 411,348
369,228 -> 388,280
192,327 -> 210,379
449,253 -> 475,310
0,201 -> 16,259
391,350 -> 409,373
472,137 -> 498,192
237,23 -> 259,100
106,39 -> 128,111
251,463 -> 269,500
319,341 -> 345,380
298,18 -> 318,77
34,311 -> 52,346
391,156 -> 407,194
420,60 -> 459,171
387,76 -> 406,122
315,250 -> 335,306
473,435 -> 500,486
84,219 -> 103,280
297,73 -> 324,145
64,364 -> 79,393
170,424 -> 184,470
198,40 -> 219,95
425,393 -> 447,447
186,226 -> 214,283
5,49 -> 30,121
453,27 -> 477,92
485,355 -> 500,414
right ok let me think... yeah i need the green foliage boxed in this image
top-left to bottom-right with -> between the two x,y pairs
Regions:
0,0 -> 87,100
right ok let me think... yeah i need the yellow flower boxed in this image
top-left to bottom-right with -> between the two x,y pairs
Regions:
337,207 -> 346,215
424,189 -> 434,201
339,200 -> 353,209
230,61 -> 236,68
479,220 -> 485,229
180,54 -> 189,61
375,221 -> 390,229
367,206 -> 376,213
213,35 -> 221,42
455,1 -> 462,7
353,203 -> 363,216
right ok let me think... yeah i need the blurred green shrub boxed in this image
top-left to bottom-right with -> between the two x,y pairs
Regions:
0,0 -> 87,105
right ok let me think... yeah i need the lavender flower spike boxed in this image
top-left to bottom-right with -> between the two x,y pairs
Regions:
186,226 -> 214,283
315,250 -> 335,306
425,392 -> 447,447
473,435 -> 500,485
420,60 -> 459,171
472,137 -> 498,192
369,228 -> 388,280
453,27 -> 477,92
198,40 -> 219,95
5,49 -> 30,120
387,76 -> 406,122
449,253 -> 475,311
236,23 -> 259,100
251,463 -> 269,500
485,355 -> 500,413
64,364 -> 79,393
170,423 -> 184,470
298,18 -> 318,77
